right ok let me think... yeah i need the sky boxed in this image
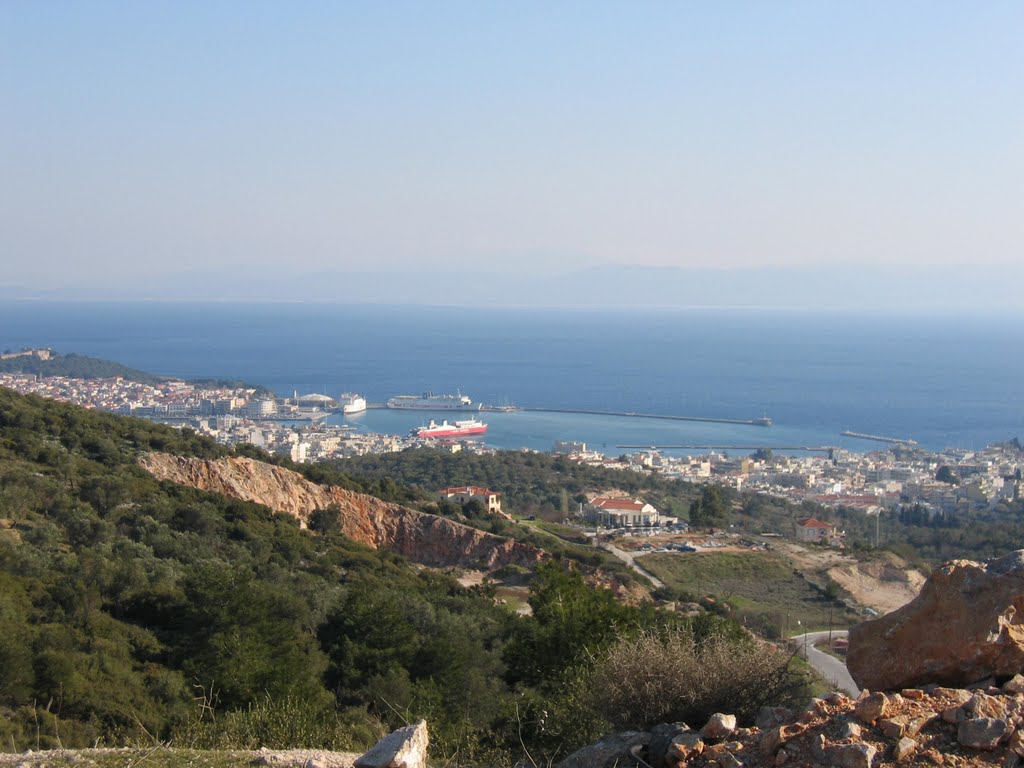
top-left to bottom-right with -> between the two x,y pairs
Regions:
1,3 -> 1022,306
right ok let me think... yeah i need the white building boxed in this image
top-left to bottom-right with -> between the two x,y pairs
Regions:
246,398 -> 278,419
437,485 -> 504,515
588,497 -> 660,528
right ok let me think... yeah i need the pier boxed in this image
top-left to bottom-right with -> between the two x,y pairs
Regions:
616,444 -> 834,452
517,407 -> 772,427
840,431 -> 918,446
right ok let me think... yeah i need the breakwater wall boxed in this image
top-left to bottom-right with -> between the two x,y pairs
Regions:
519,406 -> 772,427
616,443 -> 834,452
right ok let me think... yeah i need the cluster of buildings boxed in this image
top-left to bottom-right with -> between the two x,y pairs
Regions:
3,366 -> 1021,524
0,370 -> 290,420
556,440 -> 1024,518
194,418 -> 434,462
0,371 -> 490,463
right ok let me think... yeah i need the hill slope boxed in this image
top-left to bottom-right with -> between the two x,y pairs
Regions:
140,452 -> 544,569
0,386 -> 741,764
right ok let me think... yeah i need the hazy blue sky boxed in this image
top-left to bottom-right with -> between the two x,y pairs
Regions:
1,3 -> 1021,303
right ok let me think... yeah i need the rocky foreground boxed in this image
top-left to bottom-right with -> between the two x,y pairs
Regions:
563,681 -> 1024,768
10,688 -> 1024,768
565,551 -> 1024,768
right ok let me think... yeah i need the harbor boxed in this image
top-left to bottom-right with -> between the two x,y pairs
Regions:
616,443 -> 835,452
368,401 -> 773,428
519,406 -> 772,427
840,431 -> 918,446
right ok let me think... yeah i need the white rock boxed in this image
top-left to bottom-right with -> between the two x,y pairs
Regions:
355,720 -> 429,768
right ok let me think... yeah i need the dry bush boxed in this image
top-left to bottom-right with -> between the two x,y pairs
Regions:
589,629 -> 810,729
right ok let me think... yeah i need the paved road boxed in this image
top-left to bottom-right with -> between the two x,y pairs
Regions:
602,543 -> 666,589
793,630 -> 860,697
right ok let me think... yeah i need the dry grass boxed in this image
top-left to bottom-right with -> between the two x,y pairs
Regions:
588,628 -> 811,730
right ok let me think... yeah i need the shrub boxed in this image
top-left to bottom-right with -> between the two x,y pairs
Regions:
588,628 -> 811,729
175,694 -> 385,751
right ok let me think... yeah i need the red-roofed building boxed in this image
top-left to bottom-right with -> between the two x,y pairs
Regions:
588,497 -> 660,528
795,517 -> 840,545
437,485 -> 504,515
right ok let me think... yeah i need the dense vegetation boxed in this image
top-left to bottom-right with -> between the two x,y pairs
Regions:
337,447 -> 1024,569
0,352 -> 166,384
333,448 -> 831,536
0,388 -> 794,764
7,381 -> 1014,761
835,500 -> 1024,569
335,448 -> 707,522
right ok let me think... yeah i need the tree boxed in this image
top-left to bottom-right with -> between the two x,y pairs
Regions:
824,579 -> 841,602
690,486 -> 727,529
503,561 -> 653,686
309,503 -> 343,534
936,465 -> 959,485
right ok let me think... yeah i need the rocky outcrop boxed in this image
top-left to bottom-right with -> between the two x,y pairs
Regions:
355,720 -> 428,768
565,687 -> 1024,767
847,551 -> 1024,691
140,453 -> 544,570
557,730 -> 650,768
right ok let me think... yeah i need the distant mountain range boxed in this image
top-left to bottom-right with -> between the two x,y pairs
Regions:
3,263 -> 1021,312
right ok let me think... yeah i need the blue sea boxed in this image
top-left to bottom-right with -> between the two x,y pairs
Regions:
2,301 -> 1022,455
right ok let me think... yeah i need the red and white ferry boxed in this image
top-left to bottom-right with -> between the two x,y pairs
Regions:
411,418 -> 488,439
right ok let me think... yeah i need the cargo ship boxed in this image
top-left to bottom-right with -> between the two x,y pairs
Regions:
340,393 -> 367,415
411,418 -> 488,438
387,391 -> 477,410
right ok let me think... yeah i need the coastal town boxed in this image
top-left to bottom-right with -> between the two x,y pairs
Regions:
2,359 -> 1021,523
0,365 -> 448,459
564,440 -> 1023,521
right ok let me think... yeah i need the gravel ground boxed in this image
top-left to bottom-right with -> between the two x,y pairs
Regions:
0,747 -> 362,768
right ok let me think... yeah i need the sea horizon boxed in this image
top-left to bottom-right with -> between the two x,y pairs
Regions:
2,300 -> 1022,455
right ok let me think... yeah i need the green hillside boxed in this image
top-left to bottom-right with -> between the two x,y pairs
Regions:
0,351 -> 165,384
0,388 -> 793,764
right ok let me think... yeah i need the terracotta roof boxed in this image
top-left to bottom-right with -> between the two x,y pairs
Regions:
797,517 -> 835,529
591,497 -> 646,511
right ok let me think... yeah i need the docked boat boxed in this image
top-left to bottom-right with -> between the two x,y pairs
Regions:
387,391 -> 476,410
340,393 -> 367,415
411,418 -> 488,438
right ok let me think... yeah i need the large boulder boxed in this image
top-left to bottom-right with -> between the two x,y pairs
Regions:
354,720 -> 429,768
556,730 -> 650,768
847,552 -> 1024,691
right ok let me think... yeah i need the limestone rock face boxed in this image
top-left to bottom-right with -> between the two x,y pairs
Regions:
140,453 -> 545,570
847,552 -> 1024,691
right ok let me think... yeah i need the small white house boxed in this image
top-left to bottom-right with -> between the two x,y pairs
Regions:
795,517 -> 838,544
437,485 -> 504,515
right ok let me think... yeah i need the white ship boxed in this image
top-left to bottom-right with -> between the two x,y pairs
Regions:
386,391 -> 477,410
340,393 -> 367,415
411,418 -> 488,438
